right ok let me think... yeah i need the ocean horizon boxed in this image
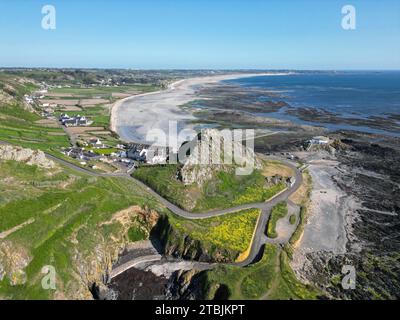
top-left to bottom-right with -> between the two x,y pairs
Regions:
225,71 -> 400,136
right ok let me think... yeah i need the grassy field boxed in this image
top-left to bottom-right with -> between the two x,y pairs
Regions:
167,209 -> 260,253
86,147 -> 119,155
0,105 -> 70,153
266,202 -> 288,239
132,164 -> 189,207
0,75 -> 70,153
198,171 -> 286,212
48,84 -> 158,98
48,84 -> 160,147
0,160 -> 165,299
201,244 -> 320,300
55,105 -> 110,127
0,76 -> 160,154
132,165 -> 286,213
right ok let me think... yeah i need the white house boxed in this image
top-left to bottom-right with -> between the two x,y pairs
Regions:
89,138 -> 102,146
310,136 -> 329,145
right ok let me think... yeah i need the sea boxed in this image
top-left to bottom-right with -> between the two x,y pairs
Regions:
224,71 -> 400,137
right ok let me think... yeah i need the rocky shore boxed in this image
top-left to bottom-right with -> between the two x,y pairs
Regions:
291,132 -> 400,299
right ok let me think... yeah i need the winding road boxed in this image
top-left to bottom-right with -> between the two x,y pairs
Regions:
1,139 -> 304,269
46,151 -> 303,268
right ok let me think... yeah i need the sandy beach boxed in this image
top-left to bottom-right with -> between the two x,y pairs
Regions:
289,155 -> 360,280
110,73 -> 290,147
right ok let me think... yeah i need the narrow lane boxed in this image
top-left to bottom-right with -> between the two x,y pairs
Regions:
1,139 -> 303,267
45,151 -> 303,267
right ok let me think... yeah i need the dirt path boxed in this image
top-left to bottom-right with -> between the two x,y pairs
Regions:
0,218 -> 35,239
260,249 -> 281,300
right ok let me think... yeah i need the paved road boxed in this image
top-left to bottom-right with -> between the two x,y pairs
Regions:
110,254 -> 163,279
45,151 -> 303,267
1,140 -> 303,267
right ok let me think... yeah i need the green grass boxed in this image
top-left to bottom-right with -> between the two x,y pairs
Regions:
203,244 -> 279,299
289,206 -> 307,245
128,226 -> 147,242
87,147 -> 119,155
0,103 -> 70,153
167,209 -> 260,253
201,244 -> 320,300
55,105 -> 110,128
49,84 -> 158,98
0,161 -> 165,299
266,250 -> 320,300
289,171 -> 312,246
266,202 -> 288,239
289,214 -> 296,225
132,164 -> 189,207
133,165 -> 286,213
196,171 -> 286,212
0,78 -> 160,154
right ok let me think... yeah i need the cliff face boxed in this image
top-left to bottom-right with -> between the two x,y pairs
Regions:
60,206 -> 159,300
166,269 -> 207,300
180,129 -> 262,186
0,241 -> 31,287
152,215 -> 240,263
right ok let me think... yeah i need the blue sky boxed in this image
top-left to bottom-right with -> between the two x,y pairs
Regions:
0,0 -> 399,69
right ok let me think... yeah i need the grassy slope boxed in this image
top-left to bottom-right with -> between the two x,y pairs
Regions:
0,74 -> 70,153
0,161 -> 164,299
167,209 -> 260,253
0,105 -> 70,152
132,165 -> 286,213
49,84 -> 158,97
132,165 -> 189,207
202,244 -> 320,300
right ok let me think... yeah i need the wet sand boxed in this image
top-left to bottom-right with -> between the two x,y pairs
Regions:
111,73 -> 289,148
290,155 -> 360,278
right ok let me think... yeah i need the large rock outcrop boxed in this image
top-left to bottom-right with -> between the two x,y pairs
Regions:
179,129 -> 262,186
0,241 -> 31,286
68,206 -> 160,300
0,145 -> 55,169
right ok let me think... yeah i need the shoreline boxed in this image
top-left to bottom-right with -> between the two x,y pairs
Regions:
110,72 -> 291,143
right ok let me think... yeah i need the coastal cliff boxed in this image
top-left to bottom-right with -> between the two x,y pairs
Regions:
152,215 -> 241,263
